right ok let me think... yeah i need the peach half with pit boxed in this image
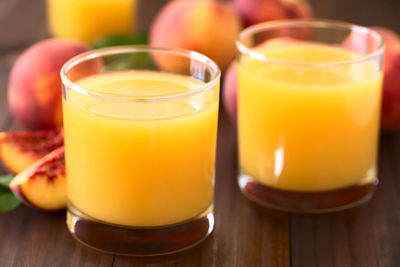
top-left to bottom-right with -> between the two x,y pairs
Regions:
0,128 -> 64,174
10,146 -> 66,211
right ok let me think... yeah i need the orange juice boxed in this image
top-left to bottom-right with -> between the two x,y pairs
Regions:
63,71 -> 219,227
47,0 -> 136,43
238,43 -> 382,192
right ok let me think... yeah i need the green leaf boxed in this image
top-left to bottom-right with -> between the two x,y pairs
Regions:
0,174 -> 21,213
0,174 -> 14,188
102,53 -> 157,72
0,187 -> 21,213
92,34 -> 149,49
92,33 -> 156,72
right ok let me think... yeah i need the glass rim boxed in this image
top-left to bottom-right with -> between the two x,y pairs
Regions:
236,19 -> 385,67
60,45 -> 221,102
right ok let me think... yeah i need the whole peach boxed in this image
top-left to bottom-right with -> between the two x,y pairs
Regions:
150,0 -> 242,72
234,0 -> 313,27
8,39 -> 90,130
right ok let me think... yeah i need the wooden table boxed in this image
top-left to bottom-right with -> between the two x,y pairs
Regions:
1,0 -> 400,266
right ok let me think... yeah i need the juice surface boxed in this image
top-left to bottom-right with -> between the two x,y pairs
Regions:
63,71 -> 218,227
238,43 -> 382,192
47,0 -> 136,43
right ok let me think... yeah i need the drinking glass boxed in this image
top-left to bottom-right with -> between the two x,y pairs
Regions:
237,20 -> 384,212
61,46 -> 220,255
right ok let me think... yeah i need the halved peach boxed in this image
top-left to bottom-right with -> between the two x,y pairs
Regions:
10,146 -> 66,211
0,128 -> 63,173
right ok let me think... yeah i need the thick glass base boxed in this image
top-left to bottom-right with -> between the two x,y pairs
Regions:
238,174 -> 377,213
67,204 -> 214,256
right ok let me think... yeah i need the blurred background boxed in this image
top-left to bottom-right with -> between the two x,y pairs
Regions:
0,0 -> 400,50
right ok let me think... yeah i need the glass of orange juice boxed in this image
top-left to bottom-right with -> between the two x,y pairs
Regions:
47,0 -> 137,43
237,20 -> 384,212
60,46 -> 220,255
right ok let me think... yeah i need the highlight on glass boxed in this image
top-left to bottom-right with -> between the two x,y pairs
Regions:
236,19 -> 384,212
61,46 -> 220,255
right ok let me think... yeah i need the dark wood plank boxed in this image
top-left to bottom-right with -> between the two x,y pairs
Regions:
0,207 -> 114,267
291,208 -> 378,267
369,133 -> 400,266
0,0 -> 47,50
0,51 -> 19,131
0,68 -> 11,130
